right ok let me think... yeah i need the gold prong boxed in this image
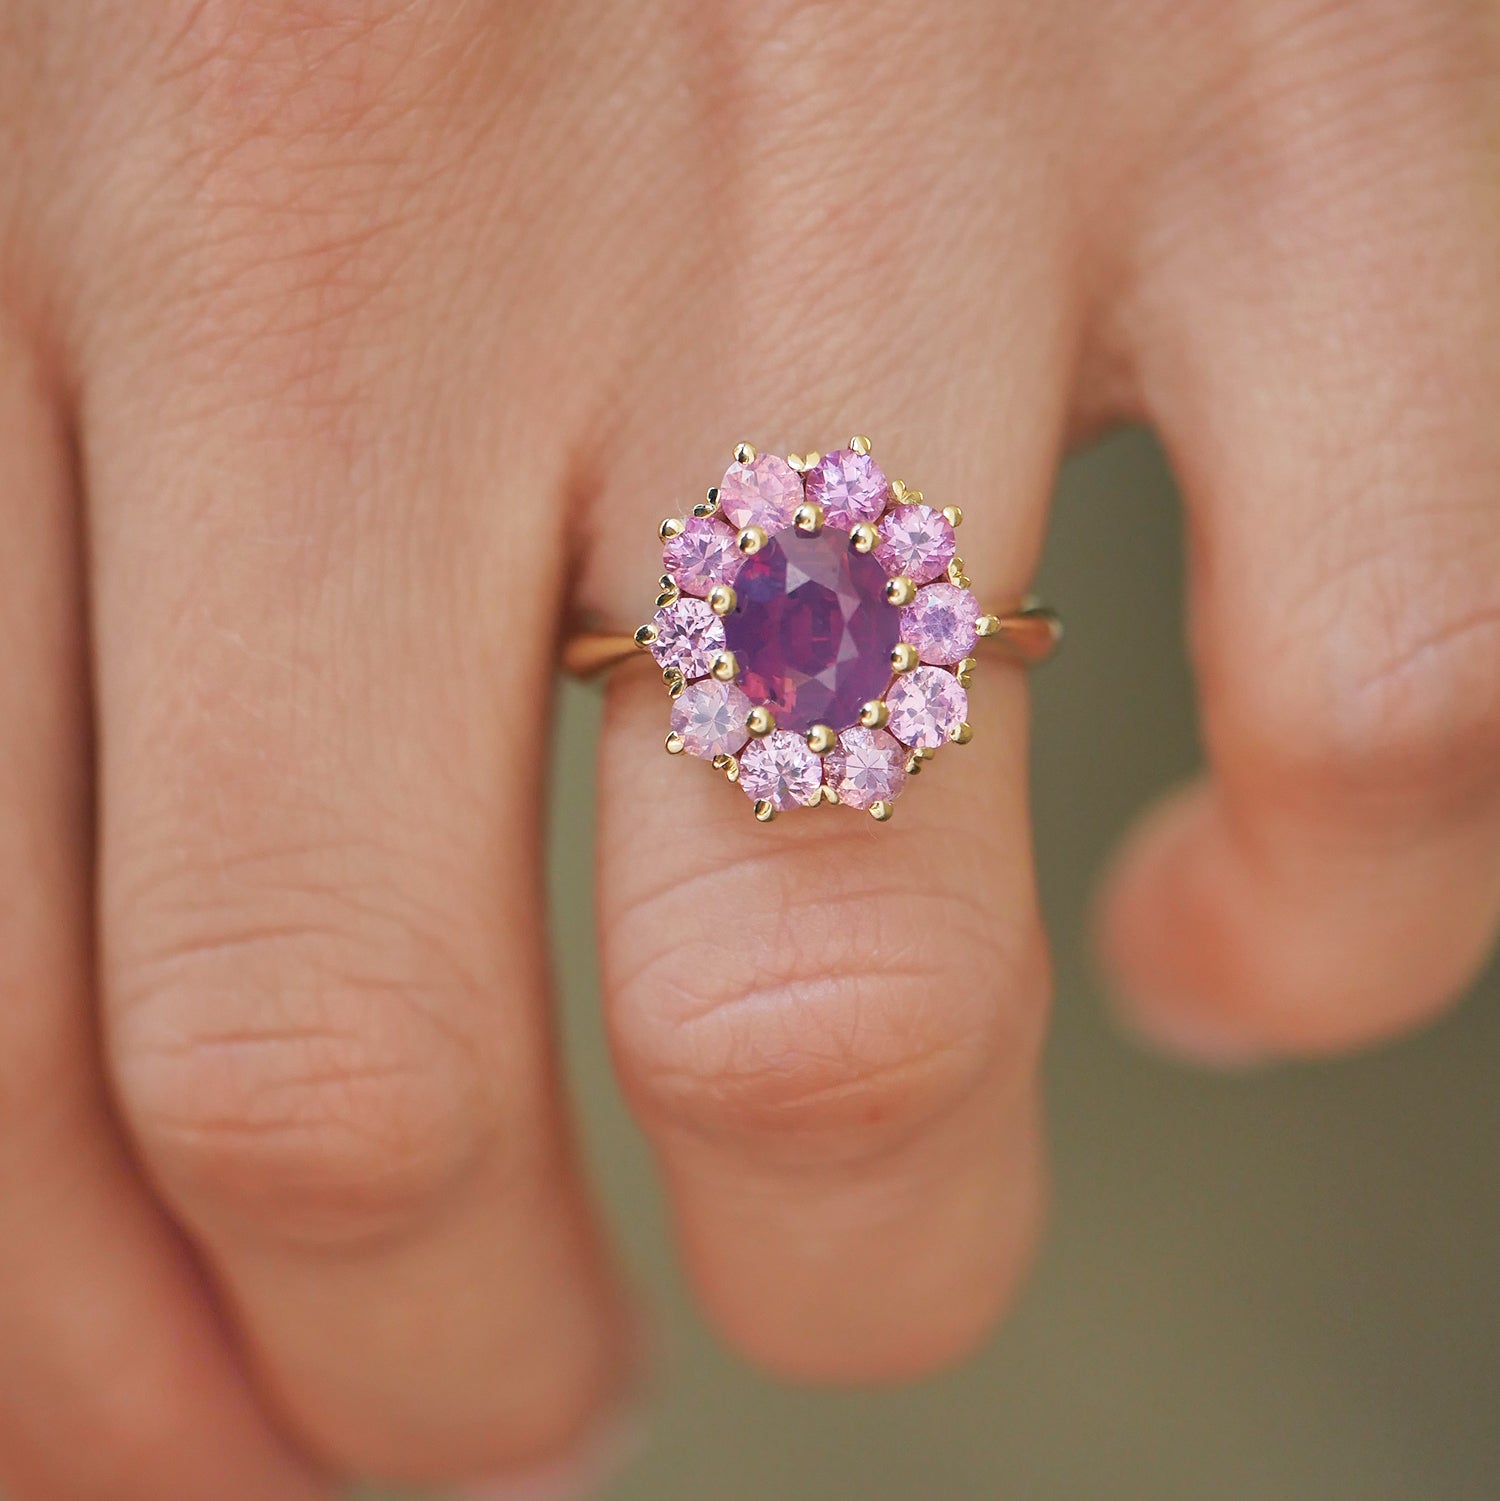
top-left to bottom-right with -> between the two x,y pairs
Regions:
736,525 -> 768,556
803,450 -> 821,469
942,504 -> 963,528
666,673 -> 686,699
891,642 -> 919,673
711,650 -> 739,683
806,723 -> 837,755
946,557 -> 966,585
976,613 -> 1002,637
733,442 -> 756,465
665,731 -> 686,755
850,434 -> 872,456
869,800 -> 894,822
786,453 -> 809,474
659,517 -> 686,542
904,751 -> 924,775
858,698 -> 889,730
949,720 -> 974,745
694,487 -> 721,518
919,745 -> 937,760
849,522 -> 879,553
712,752 -> 739,782
885,576 -> 917,607
753,798 -> 777,823
795,502 -> 825,535
655,586 -> 679,609
816,782 -> 840,805
708,583 -> 737,616
746,705 -> 775,738
955,655 -> 977,688
889,479 -> 908,503
633,623 -> 659,649
905,489 -> 923,504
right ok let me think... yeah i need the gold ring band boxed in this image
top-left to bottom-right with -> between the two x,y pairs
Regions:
562,599 -> 1062,680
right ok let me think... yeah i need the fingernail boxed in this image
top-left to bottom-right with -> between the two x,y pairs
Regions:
1113,998 -> 1272,1070
452,1403 -> 647,1501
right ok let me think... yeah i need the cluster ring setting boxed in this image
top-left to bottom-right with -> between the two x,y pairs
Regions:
572,437 -> 1060,823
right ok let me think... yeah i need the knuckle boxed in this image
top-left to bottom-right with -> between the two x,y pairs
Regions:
606,839 -> 1047,1158
110,885 -> 502,1246
1219,581 -> 1500,817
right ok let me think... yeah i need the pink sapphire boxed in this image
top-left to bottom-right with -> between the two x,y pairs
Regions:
823,727 -> 907,809
663,516 -> 743,597
804,448 -> 889,529
650,596 -> 724,680
718,454 -> 804,533
737,730 -> 823,810
671,679 -> 752,759
724,527 -> 899,734
876,504 -> 955,585
886,666 -> 968,748
900,583 -> 980,664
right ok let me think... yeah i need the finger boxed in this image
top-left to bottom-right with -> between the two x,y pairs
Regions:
1100,13 -> 1500,1059
80,221 -> 631,1499
0,331 -> 330,1498
591,301 -> 1072,1381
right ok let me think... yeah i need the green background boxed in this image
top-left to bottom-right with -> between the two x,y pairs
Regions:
432,429 -> 1500,1499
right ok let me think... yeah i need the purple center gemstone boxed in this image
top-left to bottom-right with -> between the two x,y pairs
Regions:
725,527 -> 899,734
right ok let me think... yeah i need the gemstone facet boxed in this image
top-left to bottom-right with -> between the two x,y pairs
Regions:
650,596 -> 725,680
663,516 -> 744,597
670,679 -> 753,760
737,730 -> 824,810
719,455 -> 805,533
804,448 -> 889,529
823,727 -> 908,809
725,527 -> 900,735
900,583 -> 980,664
876,504 -> 955,585
886,666 -> 968,748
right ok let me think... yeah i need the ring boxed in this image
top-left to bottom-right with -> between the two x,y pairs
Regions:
562,437 -> 1060,823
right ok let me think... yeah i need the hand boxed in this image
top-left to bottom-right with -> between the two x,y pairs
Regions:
0,2 -> 1496,1495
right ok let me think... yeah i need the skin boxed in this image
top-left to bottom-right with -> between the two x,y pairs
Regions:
0,0 -> 1497,1495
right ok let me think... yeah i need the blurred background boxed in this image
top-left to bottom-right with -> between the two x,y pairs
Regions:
411,429 -> 1500,1501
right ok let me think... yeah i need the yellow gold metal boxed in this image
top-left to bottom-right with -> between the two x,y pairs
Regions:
904,751 -> 924,775
563,602 -> 1059,680
753,798 -> 777,822
884,576 -> 917,607
816,783 -> 840,806
736,525 -> 768,556
891,642 -> 919,673
849,522 -> 879,553
786,453 -> 810,474
806,723 -> 837,755
918,745 -> 937,760
858,698 -> 890,730
659,517 -> 685,542
694,487 -> 721,518
904,488 -> 923,504
869,800 -> 894,821
708,583 -> 737,617
746,705 -> 775,738
633,623 -> 658,649
665,731 -> 686,755
803,450 -> 821,469
734,442 -> 756,464
949,720 -> 974,745
850,434 -> 872,456
795,502 -> 825,535
889,479 -> 908,503
942,505 -> 963,528
666,675 -> 686,700
655,585 -> 679,609
710,650 -> 739,683
956,655 -> 977,688
947,557 -> 966,585
712,751 -> 738,776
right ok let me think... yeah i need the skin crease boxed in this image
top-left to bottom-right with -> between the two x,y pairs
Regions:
0,0 -> 1496,1495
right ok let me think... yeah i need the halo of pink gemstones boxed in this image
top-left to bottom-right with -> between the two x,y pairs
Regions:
642,439 -> 986,822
